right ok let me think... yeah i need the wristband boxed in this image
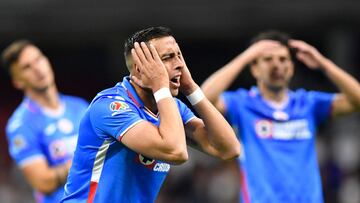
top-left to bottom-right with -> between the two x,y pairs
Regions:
186,88 -> 205,105
154,88 -> 172,103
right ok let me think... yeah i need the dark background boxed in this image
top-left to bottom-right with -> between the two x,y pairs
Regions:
0,1 -> 360,202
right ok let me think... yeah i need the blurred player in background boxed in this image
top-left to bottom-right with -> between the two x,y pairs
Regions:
2,40 -> 89,203
202,31 -> 360,203
61,26 -> 240,203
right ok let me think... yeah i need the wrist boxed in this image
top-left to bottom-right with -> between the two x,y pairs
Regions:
181,82 -> 198,96
186,88 -> 205,106
154,87 -> 172,103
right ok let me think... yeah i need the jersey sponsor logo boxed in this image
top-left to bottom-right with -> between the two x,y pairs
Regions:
135,154 -> 170,172
153,163 -> 170,172
57,118 -> 74,134
12,134 -> 27,153
255,119 -> 311,140
109,101 -> 130,115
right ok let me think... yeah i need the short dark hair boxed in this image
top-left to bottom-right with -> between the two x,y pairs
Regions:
124,26 -> 173,59
2,39 -> 34,75
250,30 -> 291,46
250,30 -> 294,64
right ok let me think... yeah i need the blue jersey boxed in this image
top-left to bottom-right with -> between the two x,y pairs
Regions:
6,94 -> 89,203
222,87 -> 334,203
61,76 -> 196,203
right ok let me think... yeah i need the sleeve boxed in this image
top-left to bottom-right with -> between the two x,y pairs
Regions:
308,91 -> 336,125
175,99 -> 196,124
221,89 -> 245,124
89,97 -> 145,141
6,118 -> 46,167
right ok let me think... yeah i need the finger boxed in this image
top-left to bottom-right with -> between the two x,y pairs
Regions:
149,44 -> 161,62
140,42 -> 154,61
131,48 -> 143,69
133,42 -> 148,64
289,40 -> 308,51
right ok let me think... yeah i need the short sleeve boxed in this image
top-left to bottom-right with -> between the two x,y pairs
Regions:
175,99 -> 196,124
6,118 -> 45,167
89,97 -> 144,141
308,91 -> 335,125
221,89 -> 246,124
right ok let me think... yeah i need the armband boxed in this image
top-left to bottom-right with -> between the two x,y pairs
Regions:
186,88 -> 205,105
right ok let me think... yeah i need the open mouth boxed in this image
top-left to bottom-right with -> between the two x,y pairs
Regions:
170,75 -> 181,88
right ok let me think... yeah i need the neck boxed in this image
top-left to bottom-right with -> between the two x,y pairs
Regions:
258,83 -> 288,103
25,84 -> 60,109
130,80 -> 158,114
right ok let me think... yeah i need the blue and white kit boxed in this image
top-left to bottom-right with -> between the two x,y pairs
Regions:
62,76 -> 196,203
222,87 -> 334,203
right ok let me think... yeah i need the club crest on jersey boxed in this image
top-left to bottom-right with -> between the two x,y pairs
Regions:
135,154 -> 170,172
255,120 -> 272,138
49,140 -> 67,159
109,101 -> 129,114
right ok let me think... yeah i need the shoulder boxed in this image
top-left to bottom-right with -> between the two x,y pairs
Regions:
291,88 -> 334,100
7,103 -> 35,130
6,105 -> 38,139
89,87 -> 139,117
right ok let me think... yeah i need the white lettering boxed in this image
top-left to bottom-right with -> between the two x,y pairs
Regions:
255,119 -> 311,140
153,163 -> 170,172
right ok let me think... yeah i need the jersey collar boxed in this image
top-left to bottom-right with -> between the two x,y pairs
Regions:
119,76 -> 144,108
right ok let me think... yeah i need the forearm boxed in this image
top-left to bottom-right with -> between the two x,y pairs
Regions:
321,58 -> 360,106
201,53 -> 248,103
25,162 -> 69,194
193,98 -> 240,160
157,96 -> 187,158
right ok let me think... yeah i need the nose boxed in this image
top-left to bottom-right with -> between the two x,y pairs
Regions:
174,55 -> 184,70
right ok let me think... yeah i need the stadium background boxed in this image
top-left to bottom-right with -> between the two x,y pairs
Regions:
0,1 -> 359,202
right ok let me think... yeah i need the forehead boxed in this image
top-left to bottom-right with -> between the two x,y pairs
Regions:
259,45 -> 290,58
149,36 -> 179,55
18,45 -> 42,64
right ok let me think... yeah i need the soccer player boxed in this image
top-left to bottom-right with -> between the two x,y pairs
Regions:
201,31 -> 360,203
2,40 -> 89,203
61,26 -> 240,203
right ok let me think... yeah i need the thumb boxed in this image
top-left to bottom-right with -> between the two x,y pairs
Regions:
131,75 -> 145,88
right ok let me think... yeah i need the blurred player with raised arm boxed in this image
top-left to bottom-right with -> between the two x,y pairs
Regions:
202,31 -> 360,203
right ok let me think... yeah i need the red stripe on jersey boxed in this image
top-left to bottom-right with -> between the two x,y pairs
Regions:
126,89 -> 141,107
87,181 -> 98,203
240,169 -> 251,203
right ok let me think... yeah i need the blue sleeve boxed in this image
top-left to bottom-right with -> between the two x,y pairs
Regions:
221,89 -> 245,124
6,118 -> 45,167
89,97 -> 144,140
308,91 -> 335,125
175,99 -> 196,124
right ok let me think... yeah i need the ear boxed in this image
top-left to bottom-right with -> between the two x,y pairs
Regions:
134,64 -> 140,73
12,78 -> 24,90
